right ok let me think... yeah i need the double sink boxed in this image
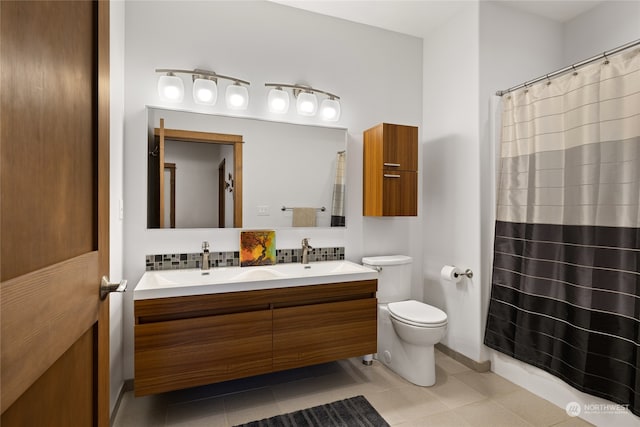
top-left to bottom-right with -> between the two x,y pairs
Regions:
134,260 -> 378,300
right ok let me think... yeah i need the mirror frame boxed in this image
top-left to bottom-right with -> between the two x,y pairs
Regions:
151,122 -> 244,228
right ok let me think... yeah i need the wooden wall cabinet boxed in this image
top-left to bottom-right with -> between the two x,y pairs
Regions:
134,280 -> 377,396
363,123 -> 418,216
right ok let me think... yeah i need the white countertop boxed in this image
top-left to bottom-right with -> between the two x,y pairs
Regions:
134,260 -> 378,300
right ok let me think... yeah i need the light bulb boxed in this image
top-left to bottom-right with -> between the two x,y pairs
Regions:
296,91 -> 317,116
268,88 -> 290,114
225,84 -> 249,110
158,74 -> 184,102
193,78 -> 217,105
320,98 -> 341,121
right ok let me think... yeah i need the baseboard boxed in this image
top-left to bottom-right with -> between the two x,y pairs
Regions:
110,379 -> 134,426
436,343 -> 491,372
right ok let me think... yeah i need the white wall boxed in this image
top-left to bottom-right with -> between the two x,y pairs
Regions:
123,0 -> 423,379
164,140 -> 222,228
480,2 -> 640,426
222,143 -> 234,228
109,0 -> 125,416
422,2 -> 482,361
563,0 -> 640,63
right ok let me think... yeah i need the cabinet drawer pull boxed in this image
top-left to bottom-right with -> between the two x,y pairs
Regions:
383,174 -> 401,178
383,162 -> 401,167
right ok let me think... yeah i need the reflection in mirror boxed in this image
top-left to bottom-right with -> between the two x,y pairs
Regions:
148,118 -> 243,229
147,107 -> 347,229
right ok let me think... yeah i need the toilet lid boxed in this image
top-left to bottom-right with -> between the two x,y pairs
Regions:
388,300 -> 447,326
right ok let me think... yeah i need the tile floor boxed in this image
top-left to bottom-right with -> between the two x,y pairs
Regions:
112,350 -> 594,427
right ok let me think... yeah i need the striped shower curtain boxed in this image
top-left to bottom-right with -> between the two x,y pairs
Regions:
331,151 -> 346,227
484,47 -> 640,416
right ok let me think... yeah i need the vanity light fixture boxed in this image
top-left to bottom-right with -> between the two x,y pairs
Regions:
225,82 -> 249,110
267,86 -> 290,114
158,72 -> 185,102
264,83 -> 341,121
320,97 -> 341,122
192,76 -> 217,106
156,68 -> 250,108
296,90 -> 318,116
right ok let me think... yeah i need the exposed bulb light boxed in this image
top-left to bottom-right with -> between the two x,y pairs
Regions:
158,73 -> 184,102
267,87 -> 290,114
156,68 -> 250,109
320,97 -> 341,121
192,77 -> 217,105
296,91 -> 318,116
156,71 -> 340,121
265,82 -> 340,121
225,82 -> 249,110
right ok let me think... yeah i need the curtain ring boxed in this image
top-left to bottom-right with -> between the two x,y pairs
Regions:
546,74 -> 552,86
603,51 -> 610,65
571,65 -> 578,76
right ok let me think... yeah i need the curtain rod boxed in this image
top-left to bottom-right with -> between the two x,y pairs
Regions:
496,39 -> 640,96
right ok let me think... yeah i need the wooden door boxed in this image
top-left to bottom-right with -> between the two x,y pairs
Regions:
158,119 -> 167,227
382,123 -> 418,171
218,159 -> 226,228
1,1 -> 110,426
164,163 -> 177,228
383,171 -> 418,216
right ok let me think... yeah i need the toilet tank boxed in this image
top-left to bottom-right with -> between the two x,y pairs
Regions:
362,255 -> 412,303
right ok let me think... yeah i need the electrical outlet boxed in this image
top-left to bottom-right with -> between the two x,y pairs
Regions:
257,205 -> 270,216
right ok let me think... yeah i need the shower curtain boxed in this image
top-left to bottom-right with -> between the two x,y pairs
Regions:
331,151 -> 346,227
484,47 -> 640,416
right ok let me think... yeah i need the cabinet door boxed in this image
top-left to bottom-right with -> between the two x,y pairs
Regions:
383,170 -> 417,216
383,124 -> 418,171
273,298 -> 377,371
135,310 -> 272,396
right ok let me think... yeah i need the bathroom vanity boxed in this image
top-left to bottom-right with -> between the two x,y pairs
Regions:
133,261 -> 378,396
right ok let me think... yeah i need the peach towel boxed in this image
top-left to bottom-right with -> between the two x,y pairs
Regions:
292,208 -> 316,227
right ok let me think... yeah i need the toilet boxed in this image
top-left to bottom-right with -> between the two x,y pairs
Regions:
362,255 -> 447,386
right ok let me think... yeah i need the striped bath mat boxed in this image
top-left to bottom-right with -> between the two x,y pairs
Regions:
233,395 -> 389,427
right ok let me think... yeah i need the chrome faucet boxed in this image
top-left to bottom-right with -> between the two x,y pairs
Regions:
201,241 -> 210,270
301,238 -> 312,264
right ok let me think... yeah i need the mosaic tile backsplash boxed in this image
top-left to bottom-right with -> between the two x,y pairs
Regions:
146,247 -> 345,271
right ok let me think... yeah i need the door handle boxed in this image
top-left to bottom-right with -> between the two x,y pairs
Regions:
100,276 -> 127,300
383,174 -> 401,178
383,162 -> 401,167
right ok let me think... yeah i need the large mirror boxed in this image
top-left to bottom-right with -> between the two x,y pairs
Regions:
147,107 -> 347,229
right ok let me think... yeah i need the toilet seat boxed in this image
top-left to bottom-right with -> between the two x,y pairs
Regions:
388,300 -> 447,328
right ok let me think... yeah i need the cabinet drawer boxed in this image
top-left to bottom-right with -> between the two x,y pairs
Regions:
135,310 -> 272,396
382,170 -> 417,216
382,123 -> 418,170
273,298 -> 377,371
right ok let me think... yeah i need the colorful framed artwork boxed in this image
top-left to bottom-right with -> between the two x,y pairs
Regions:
240,230 -> 276,267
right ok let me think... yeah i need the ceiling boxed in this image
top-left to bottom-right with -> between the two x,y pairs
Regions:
501,1 -> 602,22
271,0 -> 603,38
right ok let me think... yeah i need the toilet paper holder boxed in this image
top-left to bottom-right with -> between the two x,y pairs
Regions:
455,269 -> 474,279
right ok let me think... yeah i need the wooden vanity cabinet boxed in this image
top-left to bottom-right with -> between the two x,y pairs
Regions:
135,310 -> 272,397
363,123 -> 418,216
134,280 -> 377,396
273,298 -> 377,371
